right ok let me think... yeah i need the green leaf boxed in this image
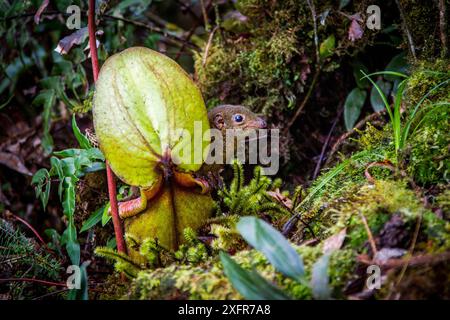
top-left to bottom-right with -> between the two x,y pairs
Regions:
384,52 -> 409,81
80,205 -> 105,232
32,89 -> 56,155
236,216 -> 305,281
353,62 -> 369,89
93,47 -> 210,188
31,168 -> 51,210
220,252 -> 290,300
319,34 -> 335,59
311,254 -> 332,300
106,237 -> 117,249
102,202 -> 112,226
344,87 -> 367,131
370,79 -> 392,112
64,222 -> 80,265
62,177 -> 76,218
72,115 -> 92,149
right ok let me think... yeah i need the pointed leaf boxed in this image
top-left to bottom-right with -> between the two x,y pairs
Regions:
220,252 -> 290,300
236,216 -> 305,281
72,115 -> 92,149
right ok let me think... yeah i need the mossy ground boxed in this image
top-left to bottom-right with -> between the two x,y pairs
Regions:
99,58 -> 450,300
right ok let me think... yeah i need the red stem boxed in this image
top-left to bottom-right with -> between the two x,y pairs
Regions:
0,278 -> 67,287
88,0 -> 126,254
12,214 -> 46,247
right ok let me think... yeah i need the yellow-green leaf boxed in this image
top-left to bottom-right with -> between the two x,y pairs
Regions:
93,47 -> 210,188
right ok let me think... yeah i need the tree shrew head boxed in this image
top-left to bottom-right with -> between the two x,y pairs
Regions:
208,105 -> 267,131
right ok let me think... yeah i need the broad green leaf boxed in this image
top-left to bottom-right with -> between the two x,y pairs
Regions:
370,79 -> 392,112
72,115 -> 92,149
93,47 -> 210,188
319,35 -> 335,59
311,254 -> 332,300
220,252 -> 290,300
385,52 -> 409,81
80,205 -> 105,232
344,87 -> 367,131
236,216 -> 305,281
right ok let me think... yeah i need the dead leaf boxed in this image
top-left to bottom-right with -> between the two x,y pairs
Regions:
374,248 -> 407,264
323,228 -> 347,254
348,19 -> 364,42
34,0 -> 50,25
267,188 -> 293,209
54,27 -> 89,55
0,152 -> 32,176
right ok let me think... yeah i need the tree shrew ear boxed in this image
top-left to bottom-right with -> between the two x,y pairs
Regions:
213,113 -> 225,130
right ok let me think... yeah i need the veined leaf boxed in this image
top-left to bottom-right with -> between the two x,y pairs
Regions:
93,47 -> 210,188
220,252 -> 290,300
344,87 -> 367,131
385,52 -> 409,81
236,216 -> 305,281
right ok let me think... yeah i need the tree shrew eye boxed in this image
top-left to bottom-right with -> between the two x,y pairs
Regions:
233,114 -> 244,123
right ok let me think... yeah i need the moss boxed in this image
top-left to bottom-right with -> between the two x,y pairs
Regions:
405,106 -> 449,185
405,59 -> 450,107
126,244 -> 357,300
397,0 -> 444,60
194,0 -> 373,115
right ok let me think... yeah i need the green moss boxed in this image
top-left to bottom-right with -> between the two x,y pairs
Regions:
194,0 -> 370,115
126,244 -> 357,300
398,0 -> 444,60
406,106 -> 449,185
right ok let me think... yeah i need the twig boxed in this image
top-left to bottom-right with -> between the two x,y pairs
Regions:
200,0 -> 209,31
8,213 -> 46,248
357,251 -> 450,269
395,212 -> 422,287
306,0 -> 320,63
202,26 -> 219,66
284,0 -> 320,132
88,0 -> 127,255
439,0 -> 448,57
358,211 -> 378,256
364,161 -> 395,184
324,110 -> 386,166
312,105 -> 343,179
0,277 -> 67,287
395,0 -> 417,60
284,69 -> 320,132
